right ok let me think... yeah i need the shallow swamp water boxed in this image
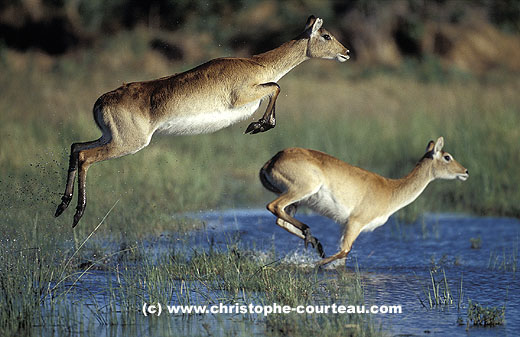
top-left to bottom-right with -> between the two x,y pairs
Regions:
35,209 -> 519,336
184,210 -> 519,336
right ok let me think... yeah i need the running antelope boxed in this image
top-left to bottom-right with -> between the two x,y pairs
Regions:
54,15 -> 349,227
260,137 -> 469,267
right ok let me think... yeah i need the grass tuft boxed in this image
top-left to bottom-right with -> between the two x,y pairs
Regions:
467,300 -> 505,327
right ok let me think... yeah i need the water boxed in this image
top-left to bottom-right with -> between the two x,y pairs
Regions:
182,209 -> 519,336
38,209 -> 519,336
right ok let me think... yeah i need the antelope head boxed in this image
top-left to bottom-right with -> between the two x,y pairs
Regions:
302,15 -> 350,62
426,137 -> 469,181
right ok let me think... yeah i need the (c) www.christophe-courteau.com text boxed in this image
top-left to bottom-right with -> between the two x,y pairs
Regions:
142,302 -> 403,317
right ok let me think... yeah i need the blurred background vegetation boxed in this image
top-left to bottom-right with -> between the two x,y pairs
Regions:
1,0 -> 520,237
2,0 -> 520,70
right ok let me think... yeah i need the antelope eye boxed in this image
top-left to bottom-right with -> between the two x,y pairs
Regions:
443,155 -> 451,161
322,34 -> 331,41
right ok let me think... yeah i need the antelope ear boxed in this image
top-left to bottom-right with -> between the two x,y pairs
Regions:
311,18 -> 323,35
434,136 -> 444,153
425,140 -> 435,152
304,15 -> 317,31
304,15 -> 323,36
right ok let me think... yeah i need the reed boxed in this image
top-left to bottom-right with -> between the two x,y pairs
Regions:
419,268 -> 456,309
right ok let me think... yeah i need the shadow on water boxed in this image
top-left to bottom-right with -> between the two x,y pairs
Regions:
37,209 -> 519,336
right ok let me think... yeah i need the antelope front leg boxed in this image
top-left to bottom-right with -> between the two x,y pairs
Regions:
316,223 -> 360,268
244,82 -> 280,134
315,250 -> 350,268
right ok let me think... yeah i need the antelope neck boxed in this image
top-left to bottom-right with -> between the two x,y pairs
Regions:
252,39 -> 309,80
389,160 -> 434,211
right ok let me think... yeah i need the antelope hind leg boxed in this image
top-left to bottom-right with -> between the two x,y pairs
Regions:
55,139 -> 104,217
70,137 -> 147,227
286,202 -> 324,257
271,203 -> 325,258
277,219 -> 325,258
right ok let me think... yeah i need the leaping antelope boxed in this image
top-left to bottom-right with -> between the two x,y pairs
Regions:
260,137 -> 469,267
54,15 -> 349,227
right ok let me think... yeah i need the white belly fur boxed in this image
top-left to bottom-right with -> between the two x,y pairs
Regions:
303,185 -> 388,232
303,185 -> 352,225
156,100 -> 261,135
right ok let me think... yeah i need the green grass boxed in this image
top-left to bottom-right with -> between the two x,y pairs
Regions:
488,240 -> 518,273
1,40 -> 520,240
416,265 -> 509,329
110,243 -> 383,337
2,46 -> 519,242
466,300 -> 506,327
470,237 -> 482,249
1,230 -> 383,336
0,198 -> 383,336
419,268 -> 458,309
0,218 -> 65,336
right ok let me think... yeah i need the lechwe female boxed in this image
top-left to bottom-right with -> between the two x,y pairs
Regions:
260,137 -> 469,267
55,15 -> 349,227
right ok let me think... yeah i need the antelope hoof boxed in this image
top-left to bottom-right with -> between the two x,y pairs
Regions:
315,240 -> 325,258
244,120 -> 274,134
307,236 -> 324,257
303,228 -> 318,249
72,207 -> 85,228
55,195 -> 72,217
